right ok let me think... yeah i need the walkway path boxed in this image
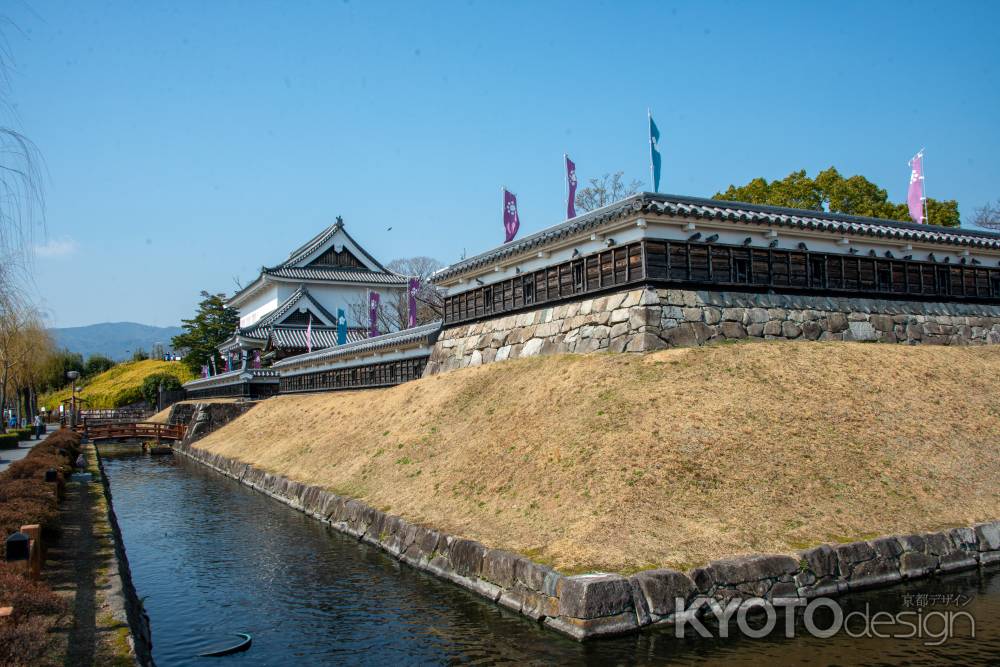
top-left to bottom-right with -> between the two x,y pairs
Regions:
0,425 -> 51,472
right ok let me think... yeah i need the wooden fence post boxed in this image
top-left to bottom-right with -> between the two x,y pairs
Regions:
20,524 -> 42,580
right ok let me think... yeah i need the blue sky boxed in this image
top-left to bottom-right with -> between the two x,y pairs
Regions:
8,1 -> 1000,327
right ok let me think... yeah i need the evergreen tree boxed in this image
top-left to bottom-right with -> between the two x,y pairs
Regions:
171,291 -> 240,374
715,167 -> 960,227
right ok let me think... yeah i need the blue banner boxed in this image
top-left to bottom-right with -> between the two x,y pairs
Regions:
337,308 -> 347,345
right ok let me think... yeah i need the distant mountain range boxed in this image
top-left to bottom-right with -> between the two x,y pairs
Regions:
48,322 -> 184,361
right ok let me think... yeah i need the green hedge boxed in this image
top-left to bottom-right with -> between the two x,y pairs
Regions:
15,428 -> 33,440
0,433 -> 19,449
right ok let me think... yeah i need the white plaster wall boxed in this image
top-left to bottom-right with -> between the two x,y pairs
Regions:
439,214 -> 1000,295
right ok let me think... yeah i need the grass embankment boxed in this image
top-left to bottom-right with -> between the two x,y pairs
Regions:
38,360 -> 195,411
195,343 -> 1000,575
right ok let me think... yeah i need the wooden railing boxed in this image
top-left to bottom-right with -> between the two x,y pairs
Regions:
84,421 -> 186,443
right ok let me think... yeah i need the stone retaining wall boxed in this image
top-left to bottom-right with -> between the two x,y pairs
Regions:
178,401 -> 256,444
91,445 -> 154,666
173,441 -> 1000,641
426,287 -> 1000,374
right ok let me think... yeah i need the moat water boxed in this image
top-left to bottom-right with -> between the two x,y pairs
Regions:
101,451 -> 1000,666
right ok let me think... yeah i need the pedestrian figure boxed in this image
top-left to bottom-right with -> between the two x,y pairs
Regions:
34,414 -> 44,440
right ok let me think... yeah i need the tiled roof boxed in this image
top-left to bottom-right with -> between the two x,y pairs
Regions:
282,220 -> 345,267
431,193 -> 1000,283
278,220 -> 388,272
273,321 -> 442,369
182,368 -> 279,389
237,285 -> 339,339
268,327 -> 367,350
262,266 -> 409,285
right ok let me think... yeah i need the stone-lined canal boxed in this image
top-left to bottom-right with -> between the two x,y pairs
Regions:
101,451 -> 999,665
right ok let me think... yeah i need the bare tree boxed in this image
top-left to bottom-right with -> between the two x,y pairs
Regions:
386,256 -> 444,324
574,172 -> 643,213
0,291 -> 48,428
345,288 -> 406,335
343,257 -> 446,336
0,19 -> 45,298
971,200 -> 1000,231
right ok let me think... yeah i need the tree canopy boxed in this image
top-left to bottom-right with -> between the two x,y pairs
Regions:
575,172 -> 644,213
714,168 -> 960,227
171,291 -> 240,373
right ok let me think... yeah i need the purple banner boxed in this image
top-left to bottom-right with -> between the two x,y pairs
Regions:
566,155 -> 577,219
369,291 -> 380,337
503,189 -> 519,243
408,277 -> 419,329
907,150 -> 925,224
252,350 -> 261,369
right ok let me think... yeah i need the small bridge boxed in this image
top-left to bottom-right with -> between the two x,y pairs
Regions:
84,422 -> 187,444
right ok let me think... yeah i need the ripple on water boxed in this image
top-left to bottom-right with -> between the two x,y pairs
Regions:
101,453 -> 1000,666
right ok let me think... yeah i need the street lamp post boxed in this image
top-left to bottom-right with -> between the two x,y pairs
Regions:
66,370 -> 80,429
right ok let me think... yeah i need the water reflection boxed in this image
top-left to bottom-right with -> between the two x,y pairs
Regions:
101,452 -> 999,666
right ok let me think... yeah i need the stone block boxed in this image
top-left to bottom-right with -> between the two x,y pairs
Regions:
847,321 -> 877,341
747,323 -> 765,337
801,321 -> 823,340
826,312 -> 848,332
847,558 -> 901,590
557,574 -> 634,620
609,308 -> 630,324
704,307 -> 722,325
781,321 -> 802,338
449,539 -> 486,578
763,320 -> 782,336
515,559 -> 553,593
870,314 -> 894,332
521,338 -> 544,357
630,307 -> 659,328
720,321 -> 747,339
626,333 -> 668,352
768,581 -> 800,601
938,551 -> 978,572
799,544 -> 838,578
630,569 -> 697,616
869,536 -> 903,560
664,322 -> 707,347
544,611 -> 639,640
949,527 -> 978,552
701,554 -> 798,586
974,522 -> 1000,551
899,551 -> 937,579
748,307 -> 769,324
834,541 -> 876,575
923,532 -> 954,557
481,549 -> 521,589
721,307 -> 743,322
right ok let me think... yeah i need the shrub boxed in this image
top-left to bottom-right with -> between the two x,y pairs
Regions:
0,569 -> 66,620
0,618 -> 53,667
0,497 -> 58,538
0,433 -> 18,449
0,570 -> 64,667
141,372 -> 183,407
0,480 -> 58,504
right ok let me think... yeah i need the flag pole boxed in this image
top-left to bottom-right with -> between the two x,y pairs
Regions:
563,154 -> 568,218
647,108 -> 653,192
921,148 -> 930,225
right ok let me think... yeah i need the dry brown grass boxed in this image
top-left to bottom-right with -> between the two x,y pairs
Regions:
195,342 -> 1000,574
